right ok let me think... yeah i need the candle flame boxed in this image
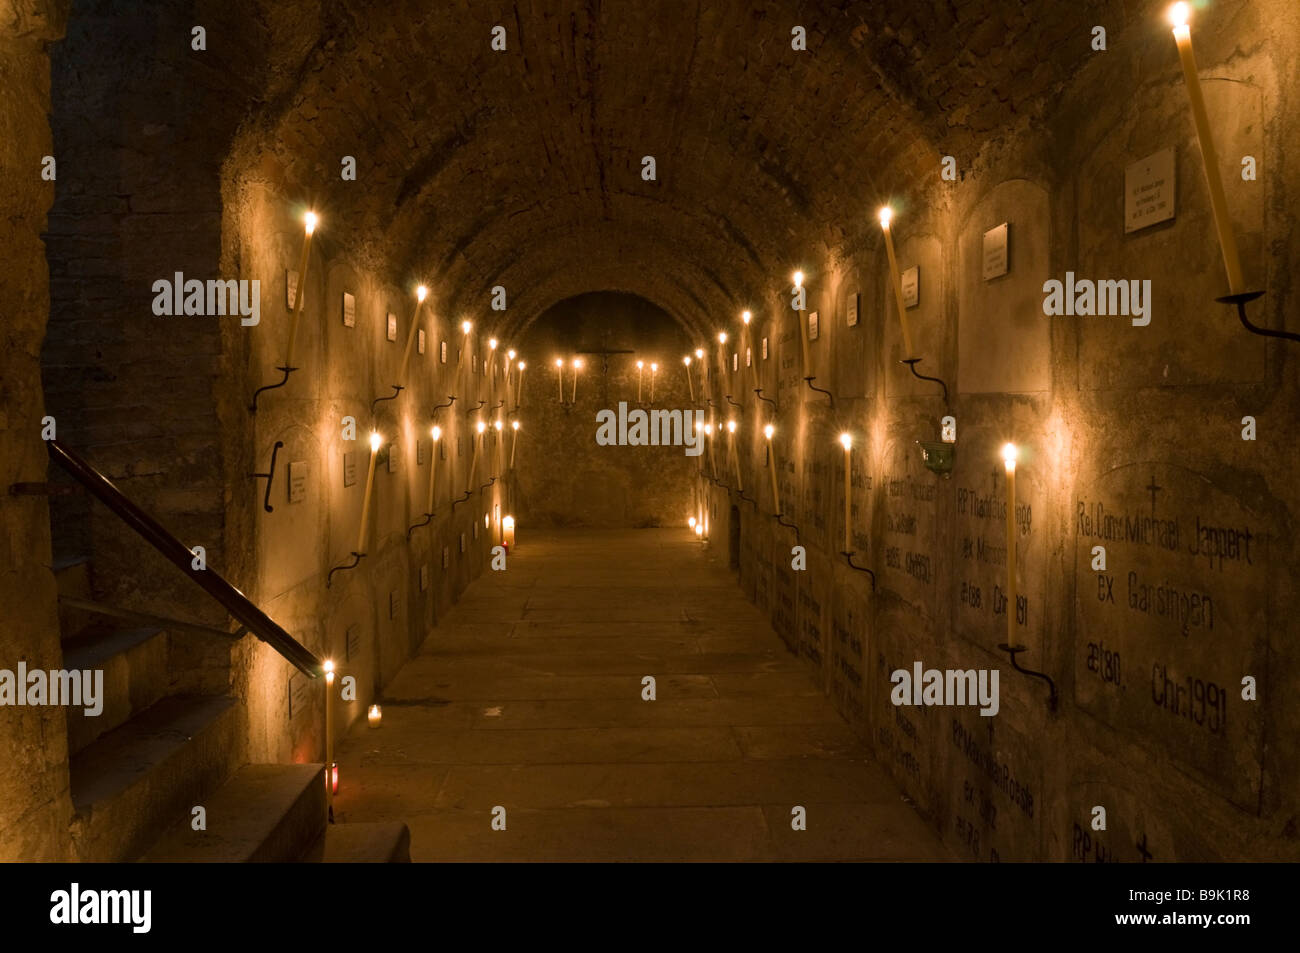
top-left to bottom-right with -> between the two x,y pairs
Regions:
304,211 -> 318,234
489,338 -> 498,350
476,421 -> 486,434
518,361 -> 525,370
572,358 -> 583,369
683,355 -> 691,365
507,349 -> 516,360
878,206 -> 893,228
461,320 -> 472,334
695,523 -> 704,537
431,425 -> 441,440
650,362 -> 657,372
416,285 -> 428,302
764,424 -> 775,439
1001,442 -> 1018,470
742,310 -> 752,324
494,419 -> 503,431
840,432 -> 852,451
694,348 -> 704,359
792,271 -> 803,289
718,331 -> 728,344
637,360 -> 644,369
704,423 -> 713,435
555,358 -> 564,368
323,659 -> 334,679
689,516 -> 697,529
1167,1 -> 1190,29
369,431 -> 383,452
726,420 -> 736,433
511,420 -> 520,430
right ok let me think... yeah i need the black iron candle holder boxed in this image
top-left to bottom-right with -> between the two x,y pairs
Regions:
451,489 -> 473,510
802,376 -> 834,408
249,440 -> 284,513
432,395 -> 457,415
841,551 -> 876,590
326,551 -> 365,588
774,512 -> 801,542
724,394 -> 743,411
753,388 -> 777,409
250,365 -> 297,413
900,358 -> 949,405
371,384 -> 404,413
997,642 -> 1058,711
406,511 -> 436,538
1218,290 -> 1299,343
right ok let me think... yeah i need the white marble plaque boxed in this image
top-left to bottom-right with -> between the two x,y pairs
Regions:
419,564 -> 429,592
342,451 -> 357,487
745,347 -> 752,368
902,266 -> 919,308
846,292 -> 859,327
1125,147 -> 1176,233
386,312 -> 397,342
982,223 -> 1009,280
342,292 -> 356,327
418,329 -> 426,354
807,310 -> 819,341
287,460 -> 307,503
762,337 -> 769,359
440,340 -> 447,363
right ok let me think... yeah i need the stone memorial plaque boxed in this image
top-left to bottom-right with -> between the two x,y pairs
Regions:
417,439 -> 426,466
732,352 -> 738,372
846,292 -> 859,327
762,336 -> 769,360
948,710 -> 1042,862
902,265 -> 920,308
797,553 -> 831,690
389,590 -> 400,620
286,269 -> 299,310
870,625 -> 936,807
288,671 -> 310,720
418,329 -> 426,354
342,292 -> 356,327
829,586 -> 869,732
345,623 -> 362,661
1125,147 -> 1176,233
386,312 -> 397,342
287,460 -> 307,504
343,451 -> 357,487
458,533 -> 466,553
1074,464 -> 1265,809
807,310 -> 819,341
779,327 -> 800,395
880,440 -> 940,620
846,446 -> 873,555
745,346 -> 751,368
440,340 -> 447,363
982,223 -> 1009,280
420,564 -> 429,592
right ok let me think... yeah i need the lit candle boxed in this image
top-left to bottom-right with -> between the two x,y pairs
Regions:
458,320 -> 472,368
650,362 -> 658,403
426,425 -> 441,512
503,514 -> 516,547
324,659 -> 335,803
793,272 -> 810,376
555,358 -> 565,401
510,419 -> 520,468
516,361 -> 526,408
741,310 -> 755,388
397,285 -> 428,386
840,432 -> 852,552
879,207 -> 916,358
488,338 -> 498,380
367,704 -> 382,728
1167,2 -> 1245,294
705,423 -> 717,480
505,349 -> 516,387
284,210 -> 317,368
636,360 -> 644,401
1002,442 -> 1018,646
764,424 -> 780,514
717,332 -> 728,382
571,358 -> 582,402
683,356 -> 694,401
356,431 -> 382,553
493,419 -> 504,478
695,522 -> 704,539
694,348 -> 706,396
727,419 -> 742,492
469,421 -> 485,487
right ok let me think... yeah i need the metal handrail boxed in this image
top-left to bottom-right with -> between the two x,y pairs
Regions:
46,439 -> 324,677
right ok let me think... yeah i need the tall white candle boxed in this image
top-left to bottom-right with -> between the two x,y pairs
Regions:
284,211 -> 317,368
650,362 -> 658,403
397,285 -> 428,387
840,432 -> 852,552
764,424 -> 779,514
879,208 -> 916,358
571,358 -> 582,403
1002,443 -> 1018,646
510,420 -> 520,468
683,356 -> 694,401
458,320 -> 472,368
324,659 -> 334,806
469,421 -> 485,487
636,360 -> 644,402
426,425 -> 441,512
516,361 -> 526,409
1168,2 -> 1245,294
727,420 -> 742,492
356,431 -> 382,553
555,358 -> 564,401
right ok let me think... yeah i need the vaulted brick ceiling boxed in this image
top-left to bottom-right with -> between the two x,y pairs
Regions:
238,0 -> 1128,338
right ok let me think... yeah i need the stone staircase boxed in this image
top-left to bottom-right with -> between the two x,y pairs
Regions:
54,557 -> 409,863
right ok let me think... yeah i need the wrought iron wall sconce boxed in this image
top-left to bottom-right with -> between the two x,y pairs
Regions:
774,512 -> 801,542
406,511 -> 436,538
450,489 -> 473,510
998,642 -> 1058,711
249,365 -> 297,413
326,551 -> 365,588
753,388 -> 777,409
249,440 -> 283,513
840,551 -> 876,589
1221,290 -> 1300,344
900,358 -> 949,405
431,395 -> 457,416
802,376 -> 834,408
371,384 -> 403,413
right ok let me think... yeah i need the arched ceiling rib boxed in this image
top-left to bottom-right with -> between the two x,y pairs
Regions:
235,0 -> 1122,333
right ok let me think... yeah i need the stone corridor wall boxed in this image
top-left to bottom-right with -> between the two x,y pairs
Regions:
703,0 -> 1300,862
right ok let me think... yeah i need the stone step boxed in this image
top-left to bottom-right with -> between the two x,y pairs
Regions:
70,694 -> 237,862
140,764 -> 326,863
52,554 -> 95,636
61,623 -> 169,755
300,821 -> 412,863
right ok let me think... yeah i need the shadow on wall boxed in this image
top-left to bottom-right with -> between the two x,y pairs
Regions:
515,292 -> 697,529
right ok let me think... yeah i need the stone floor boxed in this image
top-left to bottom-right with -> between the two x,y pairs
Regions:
333,528 -> 953,861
